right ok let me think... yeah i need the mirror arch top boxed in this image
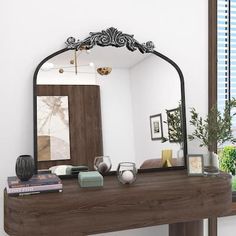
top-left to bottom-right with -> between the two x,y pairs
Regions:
65,27 -> 155,53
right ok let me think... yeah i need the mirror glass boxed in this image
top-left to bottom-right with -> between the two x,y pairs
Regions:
36,45 -> 184,173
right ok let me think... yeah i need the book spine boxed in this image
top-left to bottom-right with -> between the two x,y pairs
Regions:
8,189 -> 63,197
9,181 -> 61,188
7,183 -> 63,194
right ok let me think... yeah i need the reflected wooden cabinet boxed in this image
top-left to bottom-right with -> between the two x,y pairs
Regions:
4,170 -> 232,236
36,85 -> 103,171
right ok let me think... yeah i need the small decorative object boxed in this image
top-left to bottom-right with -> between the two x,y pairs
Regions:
161,149 -> 173,167
94,156 -> 112,175
66,165 -> 89,176
15,155 -> 35,181
117,162 -> 137,184
97,67 -> 112,75
78,171 -> 103,188
49,165 -> 88,176
203,152 -> 219,176
187,154 -> 204,176
50,165 -> 72,175
150,114 -> 163,140
188,99 -> 236,176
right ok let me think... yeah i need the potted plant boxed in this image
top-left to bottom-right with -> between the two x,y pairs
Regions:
188,98 -> 236,175
219,146 -> 236,193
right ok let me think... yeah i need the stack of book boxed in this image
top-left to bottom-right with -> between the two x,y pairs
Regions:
6,173 -> 62,196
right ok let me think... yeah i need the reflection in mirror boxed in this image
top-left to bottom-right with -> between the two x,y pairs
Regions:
36,45 -> 184,173
37,96 -> 70,161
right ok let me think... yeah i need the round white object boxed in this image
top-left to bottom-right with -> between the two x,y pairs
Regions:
121,170 -> 134,183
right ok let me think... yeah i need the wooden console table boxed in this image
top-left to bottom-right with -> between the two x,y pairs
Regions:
4,170 -> 232,236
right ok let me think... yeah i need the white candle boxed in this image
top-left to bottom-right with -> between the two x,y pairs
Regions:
121,170 -> 134,184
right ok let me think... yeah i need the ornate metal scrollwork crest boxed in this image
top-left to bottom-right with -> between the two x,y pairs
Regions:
65,27 -> 155,53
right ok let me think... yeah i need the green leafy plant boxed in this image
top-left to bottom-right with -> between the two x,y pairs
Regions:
188,98 -> 236,151
166,108 -> 182,144
163,103 -> 183,144
219,146 -> 236,175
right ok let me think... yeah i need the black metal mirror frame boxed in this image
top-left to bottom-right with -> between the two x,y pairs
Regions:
33,27 -> 188,174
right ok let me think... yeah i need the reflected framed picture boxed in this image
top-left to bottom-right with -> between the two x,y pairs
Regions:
187,154 -> 204,176
37,96 -> 71,162
150,114 -> 163,140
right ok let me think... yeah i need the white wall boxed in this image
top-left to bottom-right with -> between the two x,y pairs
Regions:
1,0 -> 231,236
219,216 -> 236,236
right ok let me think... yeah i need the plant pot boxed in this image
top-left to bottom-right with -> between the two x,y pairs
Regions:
204,151 -> 219,176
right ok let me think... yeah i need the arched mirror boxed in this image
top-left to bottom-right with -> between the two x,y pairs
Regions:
33,27 -> 187,176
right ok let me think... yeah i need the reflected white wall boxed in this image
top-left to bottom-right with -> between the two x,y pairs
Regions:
130,55 -> 181,168
98,69 -> 136,170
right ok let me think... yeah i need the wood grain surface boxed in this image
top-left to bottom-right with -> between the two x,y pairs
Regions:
221,202 -> 236,217
36,85 -> 103,170
208,217 -> 217,236
169,220 -> 203,236
231,202 -> 236,215
4,170 -> 232,236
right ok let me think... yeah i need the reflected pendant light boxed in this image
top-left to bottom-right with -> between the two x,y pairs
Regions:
97,67 -> 112,76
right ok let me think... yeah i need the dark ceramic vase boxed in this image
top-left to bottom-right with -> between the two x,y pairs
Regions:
15,155 -> 35,181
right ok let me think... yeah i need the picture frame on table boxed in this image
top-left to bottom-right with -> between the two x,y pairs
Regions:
187,154 -> 204,176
